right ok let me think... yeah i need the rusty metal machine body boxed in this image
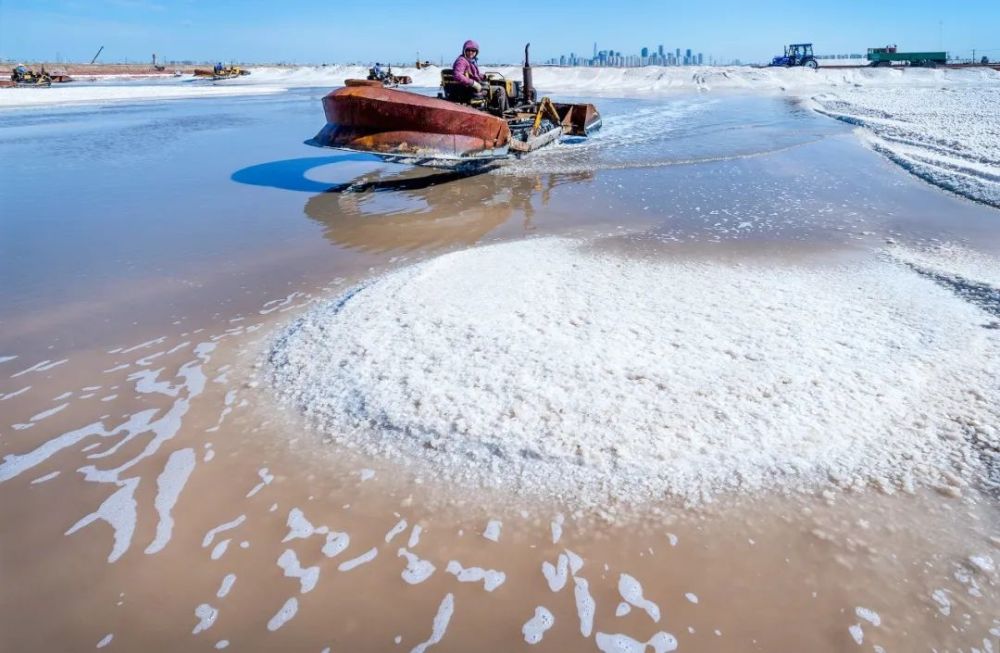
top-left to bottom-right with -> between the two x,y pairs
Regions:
306,44 -> 601,168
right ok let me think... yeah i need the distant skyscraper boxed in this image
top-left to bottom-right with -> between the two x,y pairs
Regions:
658,45 -> 664,58
593,42 -> 597,58
641,47 -> 649,58
697,53 -> 703,65
676,47 -> 681,60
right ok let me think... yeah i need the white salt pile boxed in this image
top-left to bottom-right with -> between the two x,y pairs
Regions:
266,238 -> 999,506
812,86 -> 1000,207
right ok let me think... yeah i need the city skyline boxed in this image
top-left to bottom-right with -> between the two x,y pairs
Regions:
546,43 -> 718,68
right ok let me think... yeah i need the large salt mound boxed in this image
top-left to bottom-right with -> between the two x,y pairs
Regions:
266,239 -> 999,506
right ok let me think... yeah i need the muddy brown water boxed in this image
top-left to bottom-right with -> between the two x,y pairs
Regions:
2,90 -> 999,652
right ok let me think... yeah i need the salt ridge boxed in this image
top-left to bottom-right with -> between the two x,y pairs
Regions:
266,238 -> 1000,506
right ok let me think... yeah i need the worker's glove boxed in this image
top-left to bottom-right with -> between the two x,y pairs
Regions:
472,81 -> 483,92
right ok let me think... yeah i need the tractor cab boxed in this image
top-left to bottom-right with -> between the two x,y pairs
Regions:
769,43 -> 819,69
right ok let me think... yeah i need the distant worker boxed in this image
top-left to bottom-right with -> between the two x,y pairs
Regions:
373,62 -> 384,79
214,62 -> 223,74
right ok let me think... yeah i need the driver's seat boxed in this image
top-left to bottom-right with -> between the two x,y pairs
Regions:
440,69 -> 486,107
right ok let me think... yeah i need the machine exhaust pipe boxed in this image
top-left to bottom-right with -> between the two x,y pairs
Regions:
522,42 -> 533,103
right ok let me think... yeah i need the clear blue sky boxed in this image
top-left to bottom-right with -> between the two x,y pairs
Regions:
2,0 -> 997,64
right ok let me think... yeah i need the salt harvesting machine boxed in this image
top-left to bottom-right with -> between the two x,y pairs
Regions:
306,44 -> 602,168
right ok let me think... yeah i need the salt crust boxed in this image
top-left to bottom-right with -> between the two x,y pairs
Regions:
266,238 -> 999,507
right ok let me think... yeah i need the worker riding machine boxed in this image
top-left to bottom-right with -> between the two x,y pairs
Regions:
306,44 -> 602,168
367,64 -> 412,88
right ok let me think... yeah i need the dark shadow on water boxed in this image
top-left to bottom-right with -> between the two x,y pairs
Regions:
230,155 -> 378,193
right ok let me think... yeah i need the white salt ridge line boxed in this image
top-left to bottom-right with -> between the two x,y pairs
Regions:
574,577 -> 596,637
136,351 -> 166,366
11,358 -> 67,378
685,593 -> 699,604
551,514 -> 564,544
0,355 -> 17,364
246,467 -> 274,497
855,606 -> 880,626
338,547 -> 378,571
215,641 -> 229,649
119,337 -> 167,355
11,423 -> 35,431
595,631 -> 678,653
848,624 -> 864,645
211,539 -> 231,560
522,606 -> 554,645
411,593 -> 454,653
483,520 -> 501,542
385,518 -> 408,543
267,597 -> 298,632
192,603 -> 219,634
407,524 -> 423,548
277,549 -> 320,593
104,364 -> 130,374
445,561 -> 506,592
217,573 -> 237,598
203,515 -> 246,548
31,470 -> 60,484
145,448 -> 196,554
53,392 -> 73,401
96,633 -> 113,648
260,292 -> 306,315
322,531 -> 350,558
618,573 -> 661,622
1,386 -> 31,400
65,477 -> 139,562
398,548 -> 436,584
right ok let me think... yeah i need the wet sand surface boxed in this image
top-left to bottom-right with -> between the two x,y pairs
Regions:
1,89 -> 998,652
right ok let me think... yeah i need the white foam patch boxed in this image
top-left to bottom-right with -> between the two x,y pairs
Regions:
407,525 -> 423,548
338,547 -> 378,571
267,238 -> 1000,505
96,634 -> 113,648
522,606 -> 555,645
855,606 -> 880,626
246,467 -> 274,498
385,518 -> 408,543
277,549 -> 320,593
267,597 -> 299,631
618,573 -> 660,622
411,593 -> 454,653
596,631 -> 678,653
217,573 -> 237,598
145,448 -> 196,555
445,560 -> 506,592
398,548 -> 436,584
0,84 -> 286,109
30,402 -> 68,422
574,576 -> 596,637
192,603 -> 219,634
483,520 -> 502,542
211,539 -> 231,561
322,531 -> 350,558
203,515 -> 246,548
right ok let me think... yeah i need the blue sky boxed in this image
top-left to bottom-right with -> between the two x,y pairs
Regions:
2,0 -> 998,64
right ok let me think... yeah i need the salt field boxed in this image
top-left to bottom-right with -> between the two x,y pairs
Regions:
1,67 -> 999,652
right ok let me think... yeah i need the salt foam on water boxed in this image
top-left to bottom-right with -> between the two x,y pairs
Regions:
266,238 -> 1000,506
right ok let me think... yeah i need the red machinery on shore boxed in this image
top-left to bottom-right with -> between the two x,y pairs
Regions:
306,44 -> 601,168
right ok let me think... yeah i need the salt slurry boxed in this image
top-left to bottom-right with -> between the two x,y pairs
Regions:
266,238 -> 1000,506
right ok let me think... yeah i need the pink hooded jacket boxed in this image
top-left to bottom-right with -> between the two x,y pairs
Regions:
451,39 -> 484,87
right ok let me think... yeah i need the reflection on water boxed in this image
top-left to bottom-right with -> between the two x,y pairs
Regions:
304,169 -> 593,253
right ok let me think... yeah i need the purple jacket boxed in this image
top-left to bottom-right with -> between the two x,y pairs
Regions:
451,55 -> 483,87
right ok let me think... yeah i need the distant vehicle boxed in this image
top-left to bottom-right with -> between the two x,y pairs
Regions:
367,64 -> 412,88
193,65 -> 251,80
770,43 -> 819,69
10,65 -> 51,87
866,45 -> 946,68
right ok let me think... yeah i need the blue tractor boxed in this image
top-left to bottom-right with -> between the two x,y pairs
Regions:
770,43 -> 819,69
